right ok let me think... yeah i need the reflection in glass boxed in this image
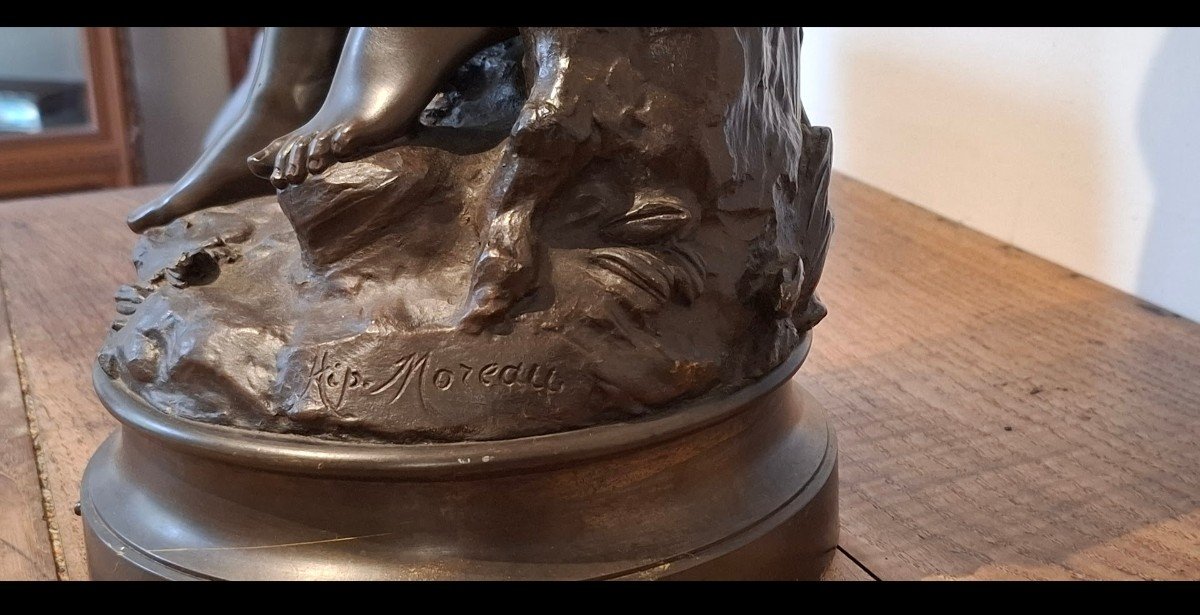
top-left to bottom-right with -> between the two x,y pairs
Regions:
0,27 -> 91,135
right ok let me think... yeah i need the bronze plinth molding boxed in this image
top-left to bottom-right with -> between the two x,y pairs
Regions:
83,336 -> 837,580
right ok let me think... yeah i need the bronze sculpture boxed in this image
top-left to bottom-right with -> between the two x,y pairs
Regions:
83,27 -> 838,580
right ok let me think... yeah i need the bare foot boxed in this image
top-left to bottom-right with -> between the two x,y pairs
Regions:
247,92 -> 410,190
128,28 -> 345,233
249,27 -> 513,188
128,109 -> 305,232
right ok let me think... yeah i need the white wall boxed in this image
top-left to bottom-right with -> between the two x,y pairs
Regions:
0,27 -> 86,82
127,27 -> 231,183
801,27 -> 1200,323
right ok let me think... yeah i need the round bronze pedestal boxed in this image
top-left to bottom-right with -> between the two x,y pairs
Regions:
81,342 -> 837,580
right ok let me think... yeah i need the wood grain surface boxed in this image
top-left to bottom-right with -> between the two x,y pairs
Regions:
0,260 -> 56,580
0,173 -> 1195,580
795,177 -> 1200,580
0,186 -> 150,579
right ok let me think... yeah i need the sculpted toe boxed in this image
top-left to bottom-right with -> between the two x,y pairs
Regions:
285,136 -> 312,184
307,133 -> 334,173
329,123 -> 359,156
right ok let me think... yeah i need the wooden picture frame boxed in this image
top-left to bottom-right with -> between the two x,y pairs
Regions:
0,27 -> 140,200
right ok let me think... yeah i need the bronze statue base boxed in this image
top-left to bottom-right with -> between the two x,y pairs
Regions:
81,342 -> 838,580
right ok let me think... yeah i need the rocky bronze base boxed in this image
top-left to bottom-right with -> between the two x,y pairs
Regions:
81,343 -> 837,580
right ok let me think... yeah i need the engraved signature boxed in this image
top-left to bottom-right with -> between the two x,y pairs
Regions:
369,352 -> 430,407
431,362 -> 563,393
300,350 -> 368,414
301,351 -> 565,415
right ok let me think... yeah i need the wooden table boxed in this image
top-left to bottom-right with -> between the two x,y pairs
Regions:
2,175 -> 1197,581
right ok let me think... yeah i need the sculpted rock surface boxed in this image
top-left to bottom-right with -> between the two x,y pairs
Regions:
99,28 -> 833,443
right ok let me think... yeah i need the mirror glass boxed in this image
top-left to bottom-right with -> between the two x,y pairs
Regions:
0,27 -> 91,136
